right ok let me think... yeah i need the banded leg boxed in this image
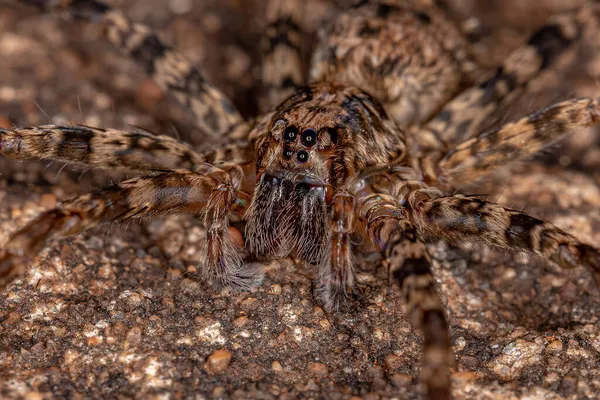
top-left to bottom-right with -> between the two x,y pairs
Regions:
24,0 -> 245,139
358,193 -> 453,400
405,192 -> 600,284
417,2 -> 598,152
318,193 -> 355,310
260,0 -> 305,111
0,168 -> 258,289
0,125 -> 206,172
436,97 -> 600,187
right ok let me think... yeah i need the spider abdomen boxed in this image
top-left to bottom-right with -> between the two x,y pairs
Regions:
311,0 -> 476,127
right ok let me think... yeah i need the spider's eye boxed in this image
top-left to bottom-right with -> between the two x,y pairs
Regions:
296,150 -> 309,163
282,148 -> 294,160
301,128 -> 318,147
283,127 -> 298,142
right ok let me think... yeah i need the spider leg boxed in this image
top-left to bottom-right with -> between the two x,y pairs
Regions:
358,193 -> 452,400
417,2 -> 599,151
435,96 -> 599,187
0,167 -> 260,290
260,0 -> 305,111
0,125 -> 206,172
318,193 -> 355,310
24,0 -> 245,140
405,190 -> 600,285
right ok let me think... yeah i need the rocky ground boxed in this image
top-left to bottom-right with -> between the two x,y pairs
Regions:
0,1 -> 599,399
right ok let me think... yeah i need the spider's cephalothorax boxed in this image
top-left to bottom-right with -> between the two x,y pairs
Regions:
2,1 -> 600,400
246,83 -> 411,264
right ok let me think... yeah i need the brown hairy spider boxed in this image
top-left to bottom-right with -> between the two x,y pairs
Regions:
1,0 -> 600,399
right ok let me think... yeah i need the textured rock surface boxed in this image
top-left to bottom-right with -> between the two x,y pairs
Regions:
1,1 -> 599,399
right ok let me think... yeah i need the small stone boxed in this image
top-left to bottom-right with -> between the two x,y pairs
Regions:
24,392 -> 43,400
232,316 -> 249,328
384,354 -> 402,372
459,355 -> 479,369
205,349 -> 232,374
272,361 -> 283,372
366,365 -> 384,380
308,362 -> 328,377
319,319 -> 331,330
453,371 -> 479,383
546,340 -> 563,353
268,284 -> 282,295
211,386 -> 226,398
240,297 -> 257,308
166,268 -> 182,281
4,311 -> 20,325
125,326 -> 142,347
390,373 -> 412,387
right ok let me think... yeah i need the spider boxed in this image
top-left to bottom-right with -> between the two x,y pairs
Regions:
1,0 -> 600,399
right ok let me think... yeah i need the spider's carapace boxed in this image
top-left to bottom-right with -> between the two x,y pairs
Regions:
245,83 -> 411,266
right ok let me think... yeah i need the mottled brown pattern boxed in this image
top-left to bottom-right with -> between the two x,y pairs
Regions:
29,0 -> 245,139
437,97 -> 600,187
261,0 -> 305,111
359,193 -> 453,400
0,169 -> 234,288
2,1 -> 600,399
419,4 -> 596,150
311,0 -> 477,127
0,125 -> 206,171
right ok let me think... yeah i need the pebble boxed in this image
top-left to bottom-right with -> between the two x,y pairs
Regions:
384,354 -> 402,372
268,284 -> 282,295
125,326 -> 143,347
272,361 -> 283,372
307,362 -> 328,377
232,316 -> 249,328
205,349 -> 232,374
546,340 -> 563,353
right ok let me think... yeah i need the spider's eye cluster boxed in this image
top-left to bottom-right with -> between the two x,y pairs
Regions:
281,125 -> 320,164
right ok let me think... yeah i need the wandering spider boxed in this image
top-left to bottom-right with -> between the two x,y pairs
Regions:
1,0 -> 600,399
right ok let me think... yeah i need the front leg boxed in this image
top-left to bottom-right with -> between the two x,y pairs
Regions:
0,167 -> 259,290
358,193 -> 453,400
406,191 -> 600,284
318,193 -> 355,310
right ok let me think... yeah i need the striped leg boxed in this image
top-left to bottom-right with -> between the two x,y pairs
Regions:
359,193 -> 453,400
405,192 -> 600,285
0,167 -> 259,290
436,97 -> 599,187
260,0 -> 305,111
0,125 -> 206,172
24,0 -> 245,139
416,2 -> 598,152
318,193 -> 355,310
